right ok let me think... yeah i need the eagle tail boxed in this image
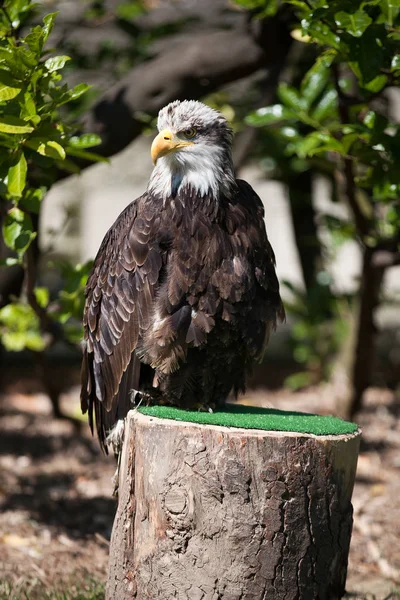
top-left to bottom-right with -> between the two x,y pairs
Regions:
81,351 -> 141,454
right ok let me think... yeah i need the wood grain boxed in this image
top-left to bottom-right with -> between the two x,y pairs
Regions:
106,410 -> 361,600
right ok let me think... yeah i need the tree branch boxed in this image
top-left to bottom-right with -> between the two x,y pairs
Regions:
82,20 -> 290,159
1,8 -> 14,30
24,244 -> 53,334
331,64 -> 371,239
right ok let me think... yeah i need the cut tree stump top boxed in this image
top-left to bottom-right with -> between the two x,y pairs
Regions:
107,406 -> 361,599
138,403 -> 359,436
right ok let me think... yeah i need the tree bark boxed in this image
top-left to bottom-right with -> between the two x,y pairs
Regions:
287,170 -> 322,292
107,410 -> 360,600
332,245 -> 387,420
350,247 -> 385,416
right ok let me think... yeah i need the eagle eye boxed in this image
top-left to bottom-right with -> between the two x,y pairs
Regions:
181,127 -> 196,139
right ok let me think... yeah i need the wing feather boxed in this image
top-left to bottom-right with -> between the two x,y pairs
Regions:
81,180 -> 284,450
235,179 -> 285,357
80,194 -> 163,449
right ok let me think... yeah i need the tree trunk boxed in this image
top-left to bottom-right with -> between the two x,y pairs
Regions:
350,247 -> 385,416
333,247 -> 386,419
106,410 -> 360,600
287,170 -> 322,292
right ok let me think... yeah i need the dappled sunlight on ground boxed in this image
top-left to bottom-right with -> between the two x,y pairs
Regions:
0,385 -> 399,597
0,391 -> 115,595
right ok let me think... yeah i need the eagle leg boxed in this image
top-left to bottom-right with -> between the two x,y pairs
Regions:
128,388 -> 161,406
195,401 -> 214,413
106,419 -> 125,496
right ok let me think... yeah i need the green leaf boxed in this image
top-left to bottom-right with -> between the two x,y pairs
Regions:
0,70 -> 22,101
0,303 -> 45,352
20,91 -> 37,122
58,83 -> 91,106
8,154 -> 27,198
307,138 -> 344,156
25,138 -> 48,156
391,54 -> 400,72
292,134 -> 323,158
293,132 -> 344,158
15,46 -> 37,71
352,25 -> 387,84
63,323 -> 84,345
312,88 -> 338,121
19,187 -> 44,214
300,53 -> 333,109
363,111 -> 376,129
0,116 -> 34,134
45,55 -> 71,72
1,330 -> 44,351
232,0 -> 278,15
68,133 -> 102,149
301,19 -> 340,49
286,0 -> 309,8
381,0 -> 400,26
42,12 -> 58,43
0,47 -> 18,73
334,10 -> 372,37
35,287 -> 49,308
277,83 -> 304,110
245,104 -> 296,126
363,110 -> 387,132
55,158 -> 81,174
116,1 -> 146,21
2,207 -> 35,254
65,147 -> 108,163
26,138 -> 66,160
25,25 -> 44,55
362,74 -> 387,92
284,371 -> 314,390
47,140 -> 66,159
341,133 -> 359,153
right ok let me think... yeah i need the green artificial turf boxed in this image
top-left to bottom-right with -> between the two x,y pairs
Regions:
138,403 -> 358,436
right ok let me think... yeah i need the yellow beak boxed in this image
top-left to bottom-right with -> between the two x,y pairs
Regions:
151,129 -> 194,165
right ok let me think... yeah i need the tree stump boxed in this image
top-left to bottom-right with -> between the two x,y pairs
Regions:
106,406 -> 360,600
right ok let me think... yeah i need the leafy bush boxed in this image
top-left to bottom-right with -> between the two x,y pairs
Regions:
0,1 -> 104,352
237,0 -> 400,400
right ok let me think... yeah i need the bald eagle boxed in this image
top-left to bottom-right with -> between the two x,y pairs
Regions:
81,100 -> 284,451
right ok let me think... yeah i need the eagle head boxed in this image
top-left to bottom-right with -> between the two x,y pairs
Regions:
149,100 -> 235,199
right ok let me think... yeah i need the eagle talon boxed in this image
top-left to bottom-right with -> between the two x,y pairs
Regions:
193,402 -> 214,413
129,389 -> 140,405
129,389 -> 152,406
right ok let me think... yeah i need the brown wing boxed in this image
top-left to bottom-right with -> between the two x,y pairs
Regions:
80,194 -> 163,448
234,179 -> 285,358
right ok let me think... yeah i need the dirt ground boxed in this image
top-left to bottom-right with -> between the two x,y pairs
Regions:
0,384 -> 399,599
